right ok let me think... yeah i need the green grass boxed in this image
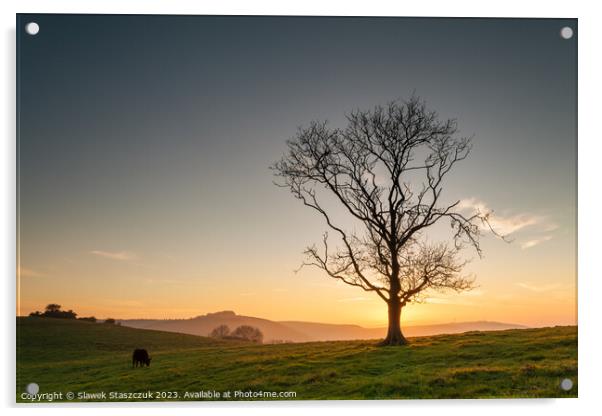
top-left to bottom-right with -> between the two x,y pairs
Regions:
16,317 -> 577,402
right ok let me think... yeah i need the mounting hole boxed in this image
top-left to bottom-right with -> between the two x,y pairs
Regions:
25,22 -> 40,36
560,378 -> 573,391
560,26 -> 573,40
26,382 -> 39,395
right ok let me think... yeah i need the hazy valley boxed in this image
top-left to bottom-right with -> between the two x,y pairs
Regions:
119,310 -> 528,343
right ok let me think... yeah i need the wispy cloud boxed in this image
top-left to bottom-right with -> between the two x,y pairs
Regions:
424,295 -> 479,306
542,223 -> 560,232
516,282 -> 561,292
520,235 -> 553,249
337,296 -> 368,302
489,215 -> 543,235
458,198 -> 557,236
90,250 -> 137,261
18,267 -> 44,278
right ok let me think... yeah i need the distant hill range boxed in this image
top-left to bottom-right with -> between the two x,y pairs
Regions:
119,311 -> 527,343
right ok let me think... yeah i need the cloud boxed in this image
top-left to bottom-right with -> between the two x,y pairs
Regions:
542,223 -> 560,232
458,198 -> 557,236
239,292 -> 255,296
18,267 -> 44,278
516,282 -> 561,292
457,198 -> 491,215
520,235 -> 553,249
488,215 -> 542,235
424,295 -> 479,306
90,250 -> 137,261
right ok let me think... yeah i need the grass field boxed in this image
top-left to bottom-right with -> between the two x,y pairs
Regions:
16,317 -> 577,402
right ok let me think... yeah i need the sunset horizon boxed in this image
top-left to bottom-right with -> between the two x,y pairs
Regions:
16,14 -> 577,403
17,16 -> 576,331
16,304 -> 576,329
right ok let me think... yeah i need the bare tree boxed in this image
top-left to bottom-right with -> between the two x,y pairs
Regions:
232,325 -> 264,343
210,324 -> 231,338
272,96 -> 498,345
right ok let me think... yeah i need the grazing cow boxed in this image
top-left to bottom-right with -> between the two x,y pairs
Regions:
132,349 -> 152,367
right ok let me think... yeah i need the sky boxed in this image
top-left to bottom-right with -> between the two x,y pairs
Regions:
17,15 -> 577,328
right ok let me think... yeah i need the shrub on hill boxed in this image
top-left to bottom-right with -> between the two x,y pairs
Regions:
78,316 -> 97,323
210,324 -> 231,338
231,325 -> 264,344
28,304 -> 77,319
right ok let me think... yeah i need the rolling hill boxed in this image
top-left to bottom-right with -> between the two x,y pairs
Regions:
121,311 -> 310,342
16,317 -> 577,401
119,310 -> 527,342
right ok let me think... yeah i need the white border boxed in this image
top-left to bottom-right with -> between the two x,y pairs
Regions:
3,1 -> 601,415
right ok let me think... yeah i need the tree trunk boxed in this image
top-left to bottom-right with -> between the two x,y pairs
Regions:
379,299 -> 408,346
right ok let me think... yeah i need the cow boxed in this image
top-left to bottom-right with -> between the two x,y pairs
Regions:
132,349 -> 152,367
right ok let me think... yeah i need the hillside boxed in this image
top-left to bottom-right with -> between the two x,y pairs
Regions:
122,311 -> 309,342
119,310 -> 527,342
16,317 -> 577,401
280,320 -> 527,341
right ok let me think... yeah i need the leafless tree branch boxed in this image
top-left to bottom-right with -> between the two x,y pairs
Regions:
272,95 -> 502,345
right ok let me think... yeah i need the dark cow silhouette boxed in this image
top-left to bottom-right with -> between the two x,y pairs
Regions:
132,349 -> 152,367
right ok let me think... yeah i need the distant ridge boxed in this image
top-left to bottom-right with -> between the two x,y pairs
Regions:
122,311 -> 310,342
120,311 -> 527,343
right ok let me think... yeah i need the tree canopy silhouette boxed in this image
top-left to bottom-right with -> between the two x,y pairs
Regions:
28,304 -> 78,319
272,95 -> 498,345
210,324 -> 231,338
231,325 -> 264,343
45,304 -> 61,314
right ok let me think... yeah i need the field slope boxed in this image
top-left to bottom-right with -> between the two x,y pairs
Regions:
17,317 -> 577,401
